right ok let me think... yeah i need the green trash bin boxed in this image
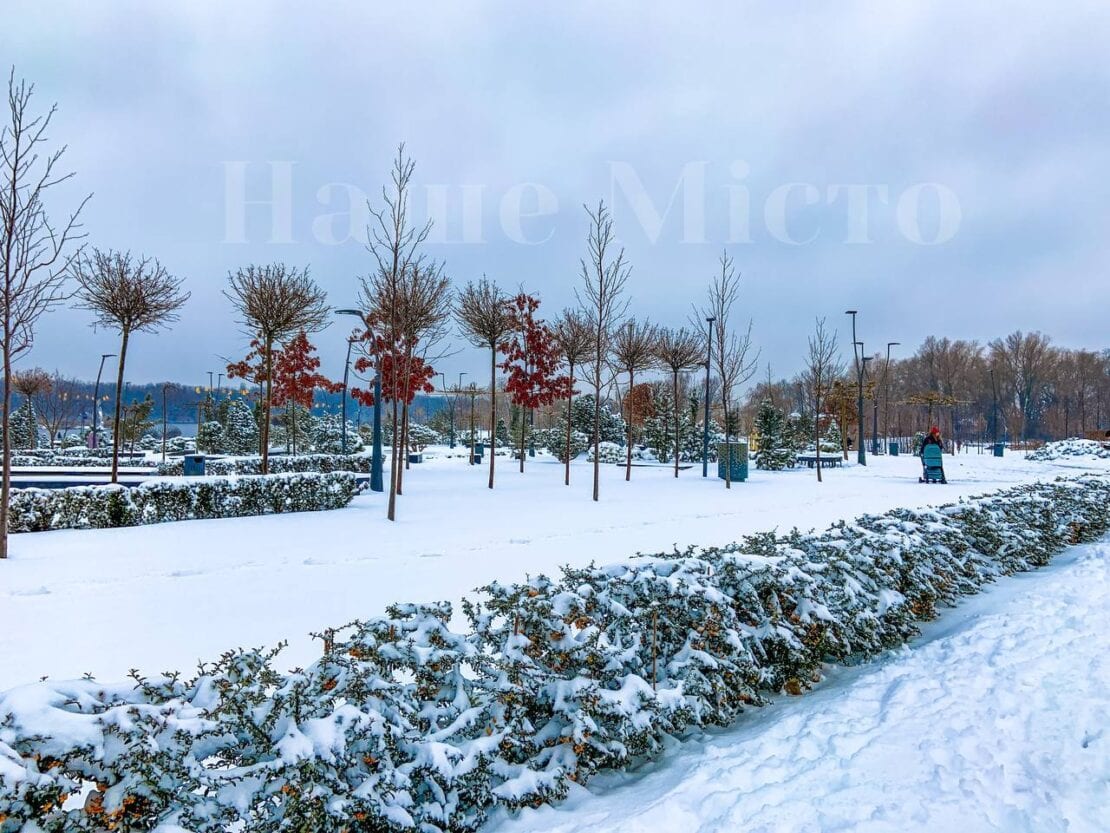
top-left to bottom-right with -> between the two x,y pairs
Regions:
888,441 -> 899,456
716,442 -> 748,482
993,443 -> 1004,457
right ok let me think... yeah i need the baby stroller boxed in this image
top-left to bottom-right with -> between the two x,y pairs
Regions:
920,444 -> 947,484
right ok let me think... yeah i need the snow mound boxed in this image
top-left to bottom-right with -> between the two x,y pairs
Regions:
1027,438 -> 1110,461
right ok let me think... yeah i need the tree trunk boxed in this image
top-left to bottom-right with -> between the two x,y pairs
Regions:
564,361 -> 574,486
723,401 -> 732,489
0,350 -> 11,559
262,337 -> 274,474
592,375 -> 601,502
388,386 -> 400,521
815,400 -> 823,483
625,369 -> 634,481
488,346 -> 497,490
397,399 -> 408,495
110,330 -> 129,484
519,405 -> 526,473
673,369 -> 681,478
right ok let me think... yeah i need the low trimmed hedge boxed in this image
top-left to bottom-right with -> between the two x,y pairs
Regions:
0,476 -> 1107,832
6,471 -> 360,533
10,455 -> 152,468
156,453 -> 373,477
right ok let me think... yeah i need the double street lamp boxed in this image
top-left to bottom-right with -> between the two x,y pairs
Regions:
336,309 -> 383,493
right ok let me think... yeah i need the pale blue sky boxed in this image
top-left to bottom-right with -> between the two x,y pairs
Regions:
4,1 -> 1108,385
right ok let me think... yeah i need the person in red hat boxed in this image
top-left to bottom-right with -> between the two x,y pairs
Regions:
922,425 -> 943,451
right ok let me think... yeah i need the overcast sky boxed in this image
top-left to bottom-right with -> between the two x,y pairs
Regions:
4,1 -> 1108,387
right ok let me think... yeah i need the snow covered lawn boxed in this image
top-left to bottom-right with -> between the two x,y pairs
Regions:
488,538 -> 1110,833
1,450 -> 1106,689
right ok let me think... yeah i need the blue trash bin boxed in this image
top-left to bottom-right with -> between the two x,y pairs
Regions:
993,443 -> 1005,458
888,441 -> 899,456
183,454 -> 206,476
716,442 -> 748,482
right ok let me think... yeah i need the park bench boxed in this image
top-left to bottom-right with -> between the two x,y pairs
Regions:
795,454 -> 842,469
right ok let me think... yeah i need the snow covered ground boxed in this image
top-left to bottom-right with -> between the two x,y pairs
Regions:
488,537 -> 1110,833
1,449 -> 1106,691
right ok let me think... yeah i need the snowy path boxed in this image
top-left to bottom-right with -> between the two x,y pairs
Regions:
489,539 -> 1110,833
0,452 -> 1105,689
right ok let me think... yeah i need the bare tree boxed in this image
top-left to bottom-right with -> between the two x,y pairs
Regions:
30,370 -> 77,447
360,145 -> 439,520
224,263 -> 328,474
552,308 -> 594,485
75,250 -> 189,481
577,201 -> 629,501
611,318 -> 658,481
0,70 -> 90,558
455,276 -> 510,489
695,251 -> 758,488
802,318 -> 844,482
11,367 -> 49,448
365,259 -> 451,496
989,330 -> 1056,441
653,326 -> 703,478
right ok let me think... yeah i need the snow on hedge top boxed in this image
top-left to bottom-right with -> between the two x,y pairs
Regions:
1027,438 -> 1110,461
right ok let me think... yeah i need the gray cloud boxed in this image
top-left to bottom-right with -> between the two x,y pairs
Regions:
4,0 -> 1107,386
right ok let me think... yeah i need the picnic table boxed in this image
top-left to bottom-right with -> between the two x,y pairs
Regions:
795,454 -> 842,469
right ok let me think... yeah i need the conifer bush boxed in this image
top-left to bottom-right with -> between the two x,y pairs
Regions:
1,475 -> 1107,831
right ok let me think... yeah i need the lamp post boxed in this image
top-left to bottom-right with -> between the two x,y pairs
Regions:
990,368 -> 999,447
862,355 -> 874,454
341,335 -> 356,454
702,316 -> 716,477
883,341 -> 900,451
846,310 -> 866,465
92,353 -> 115,449
337,309 -> 383,491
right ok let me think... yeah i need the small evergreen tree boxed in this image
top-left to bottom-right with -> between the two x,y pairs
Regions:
221,398 -> 260,455
9,398 -> 40,450
821,418 -> 843,454
785,411 -> 815,454
570,394 -> 625,445
197,420 -> 224,453
754,399 -> 793,470
494,418 -> 510,448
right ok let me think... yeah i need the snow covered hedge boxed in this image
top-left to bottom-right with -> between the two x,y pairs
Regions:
1027,438 -> 1110,461
5,472 -> 360,533
1,476 -> 1107,832
156,453 -> 373,477
10,455 -> 152,468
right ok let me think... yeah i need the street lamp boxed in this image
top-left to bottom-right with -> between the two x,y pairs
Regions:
341,335 -> 357,454
882,341 -> 900,452
862,355 -> 875,454
438,372 -> 455,449
845,310 -> 866,465
92,353 -> 116,449
337,309 -> 383,492
702,316 -> 716,477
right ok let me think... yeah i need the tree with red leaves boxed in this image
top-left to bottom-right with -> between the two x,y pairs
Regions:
272,331 -> 342,454
350,329 -> 436,409
350,326 -> 436,468
229,332 -> 340,455
499,293 -> 573,472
